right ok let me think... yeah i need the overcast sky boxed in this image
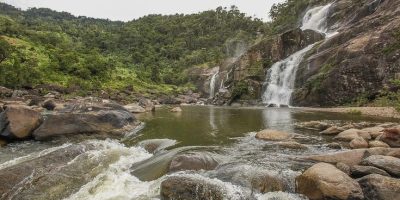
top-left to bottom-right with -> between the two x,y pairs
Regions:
1,0 -> 285,21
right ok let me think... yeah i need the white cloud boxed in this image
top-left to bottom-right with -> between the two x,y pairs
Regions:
1,0 -> 285,21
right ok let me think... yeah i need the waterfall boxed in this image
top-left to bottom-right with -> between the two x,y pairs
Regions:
301,3 -> 332,33
209,71 -> 219,98
262,45 -> 315,107
262,4 -> 332,107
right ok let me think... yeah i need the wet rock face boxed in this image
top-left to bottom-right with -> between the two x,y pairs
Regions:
33,102 -> 136,140
160,176 -> 224,200
138,139 -> 177,154
0,144 -> 87,199
169,152 -> 219,172
296,163 -> 364,200
358,174 -> 400,200
293,0 -> 400,106
205,28 -> 324,104
0,106 -> 42,140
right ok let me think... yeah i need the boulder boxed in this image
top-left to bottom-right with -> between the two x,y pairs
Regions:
276,141 -> 308,149
358,174 -> 400,200
0,86 -> 13,98
123,103 -> 146,113
387,149 -> 400,158
33,109 -> 136,140
169,152 -> 219,172
11,90 -> 28,98
0,144 -> 86,198
211,164 -> 289,194
160,176 -> 224,200
137,139 -> 177,154
26,95 -> 43,106
0,106 -> 42,140
296,163 -> 364,200
334,129 -> 371,142
255,129 -> 290,141
170,107 -> 183,112
159,96 -> 182,105
42,99 -> 57,111
138,98 -> 155,112
362,127 -> 384,139
304,148 -> 400,166
361,155 -> 400,177
380,126 -> 400,147
369,140 -> 390,148
350,137 -> 369,149
295,121 -> 330,131
320,126 -> 343,135
351,165 -> 390,178
336,162 -> 351,175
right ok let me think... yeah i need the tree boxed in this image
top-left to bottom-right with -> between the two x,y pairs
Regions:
0,38 -> 11,64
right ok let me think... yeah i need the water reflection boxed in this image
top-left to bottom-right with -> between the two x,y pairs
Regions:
133,106 -> 394,147
209,106 -> 217,137
262,108 -> 294,132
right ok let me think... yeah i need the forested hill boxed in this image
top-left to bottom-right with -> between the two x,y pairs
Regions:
0,2 -> 269,96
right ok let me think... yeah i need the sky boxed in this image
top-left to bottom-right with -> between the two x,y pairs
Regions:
1,0 -> 285,21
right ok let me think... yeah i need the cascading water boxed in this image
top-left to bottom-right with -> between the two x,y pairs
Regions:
262,4 -> 332,107
301,3 -> 332,33
261,45 -> 315,107
209,71 -> 219,99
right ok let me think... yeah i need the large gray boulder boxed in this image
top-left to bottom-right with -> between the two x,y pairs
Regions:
33,102 -> 137,140
358,174 -> 400,200
361,155 -> 400,177
296,163 -> 364,200
0,106 -> 42,140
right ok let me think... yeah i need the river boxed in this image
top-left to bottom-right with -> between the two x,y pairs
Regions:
0,106 -> 395,200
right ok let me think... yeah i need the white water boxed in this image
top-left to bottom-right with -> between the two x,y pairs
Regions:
262,4 -> 332,106
209,70 -> 219,99
64,139 -> 155,200
262,44 -> 315,106
301,3 -> 332,33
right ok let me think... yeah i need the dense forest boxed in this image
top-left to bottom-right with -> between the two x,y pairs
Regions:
0,0 -> 309,96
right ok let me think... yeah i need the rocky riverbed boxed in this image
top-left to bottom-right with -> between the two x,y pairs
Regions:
0,98 -> 399,199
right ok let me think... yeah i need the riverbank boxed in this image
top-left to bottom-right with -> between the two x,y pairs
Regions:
299,107 -> 400,119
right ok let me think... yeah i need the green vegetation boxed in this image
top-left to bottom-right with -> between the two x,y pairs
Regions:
348,79 -> 400,112
347,109 -> 362,115
0,3 -> 268,95
382,31 -> 400,54
0,0 -> 326,97
231,81 -> 249,101
371,79 -> 400,112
